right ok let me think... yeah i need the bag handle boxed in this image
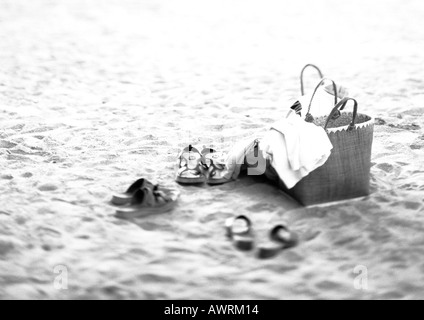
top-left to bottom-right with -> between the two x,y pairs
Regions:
305,78 -> 338,122
324,97 -> 358,131
300,64 -> 324,96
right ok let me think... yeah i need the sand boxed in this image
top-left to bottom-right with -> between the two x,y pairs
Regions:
0,0 -> 423,300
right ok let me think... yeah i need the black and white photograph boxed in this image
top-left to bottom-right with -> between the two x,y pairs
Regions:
0,0 -> 423,302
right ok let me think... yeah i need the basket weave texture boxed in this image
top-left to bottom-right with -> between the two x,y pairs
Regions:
285,95 -> 374,205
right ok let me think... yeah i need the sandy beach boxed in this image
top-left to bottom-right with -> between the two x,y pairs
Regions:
0,0 -> 424,299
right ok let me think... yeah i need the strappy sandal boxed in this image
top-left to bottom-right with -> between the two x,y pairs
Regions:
201,148 -> 230,185
176,145 -> 208,184
225,215 -> 254,251
111,178 -> 154,205
115,185 -> 179,219
258,225 -> 298,259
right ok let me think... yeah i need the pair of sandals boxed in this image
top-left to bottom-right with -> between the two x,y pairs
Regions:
176,145 -> 228,185
225,215 -> 298,259
111,178 -> 179,219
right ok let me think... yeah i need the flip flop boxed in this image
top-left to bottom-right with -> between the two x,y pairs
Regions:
225,215 -> 254,251
176,145 -> 208,184
111,178 -> 154,205
201,148 -> 230,185
115,185 -> 179,219
258,225 -> 298,259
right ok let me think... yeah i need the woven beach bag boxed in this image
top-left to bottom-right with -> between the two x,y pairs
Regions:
284,81 -> 374,206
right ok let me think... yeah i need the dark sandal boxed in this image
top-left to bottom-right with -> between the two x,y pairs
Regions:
111,178 -> 154,205
225,215 -> 254,251
258,225 -> 298,259
201,148 -> 230,185
115,185 -> 179,219
176,145 -> 208,184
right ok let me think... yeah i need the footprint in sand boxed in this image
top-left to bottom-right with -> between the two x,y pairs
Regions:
315,280 -> 343,291
138,274 -> 176,284
200,212 -> 230,224
406,78 -> 423,84
75,234 -> 90,240
333,236 -> 359,247
37,227 -> 64,252
376,163 -> 394,173
10,124 -> 25,131
38,184 -> 58,192
37,226 -> 62,238
400,183 -> 419,191
388,123 -> 421,131
368,228 -> 392,242
380,291 -> 405,299
338,211 -> 362,225
0,140 -> 17,148
280,251 -> 304,263
374,118 -> 387,125
138,221 -> 165,231
396,161 -> 409,166
410,138 -> 424,150
302,230 -> 321,242
403,201 -> 422,211
0,238 -> 16,256
246,202 -> 277,213
101,285 -> 130,299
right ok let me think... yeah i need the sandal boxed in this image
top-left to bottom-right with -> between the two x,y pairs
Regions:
201,147 -> 230,185
258,225 -> 298,259
115,185 -> 179,219
176,145 -> 208,184
225,215 -> 254,251
111,178 -> 154,205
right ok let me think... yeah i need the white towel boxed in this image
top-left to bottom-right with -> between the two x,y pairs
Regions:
260,114 -> 333,189
222,114 -> 333,187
